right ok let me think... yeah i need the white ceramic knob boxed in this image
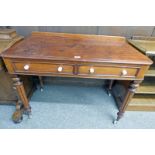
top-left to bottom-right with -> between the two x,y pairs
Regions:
24,64 -> 30,70
89,67 -> 95,74
58,66 -> 63,72
121,69 -> 127,76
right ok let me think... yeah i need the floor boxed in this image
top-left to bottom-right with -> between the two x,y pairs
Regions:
0,83 -> 155,129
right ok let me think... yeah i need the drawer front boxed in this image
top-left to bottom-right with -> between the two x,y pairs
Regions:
78,65 -> 138,78
13,62 -> 73,74
11,61 -> 139,78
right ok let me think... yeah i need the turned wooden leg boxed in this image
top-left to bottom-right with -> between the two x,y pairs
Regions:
107,80 -> 114,96
114,80 -> 142,124
38,76 -> 44,92
12,76 -> 31,123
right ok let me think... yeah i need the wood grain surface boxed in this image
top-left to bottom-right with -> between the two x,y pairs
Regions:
2,32 -> 152,65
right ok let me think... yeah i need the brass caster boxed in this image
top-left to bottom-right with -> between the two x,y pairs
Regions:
12,110 -> 23,124
106,89 -> 112,96
103,86 -> 111,97
113,120 -> 118,124
108,91 -> 111,97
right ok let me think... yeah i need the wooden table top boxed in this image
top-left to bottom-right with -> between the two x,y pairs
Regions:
2,32 -> 152,65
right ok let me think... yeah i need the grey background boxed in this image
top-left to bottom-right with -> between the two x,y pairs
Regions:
5,26 -> 155,38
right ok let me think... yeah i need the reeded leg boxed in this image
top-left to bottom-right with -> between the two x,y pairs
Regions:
12,75 -> 31,123
38,76 -> 44,92
113,80 -> 142,124
107,80 -> 114,96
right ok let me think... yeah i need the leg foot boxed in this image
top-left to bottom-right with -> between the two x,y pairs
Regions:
113,80 -> 142,123
107,90 -> 112,96
38,76 -> 44,92
12,105 -> 32,123
12,110 -> 23,124
113,111 -> 124,124
113,120 -> 118,124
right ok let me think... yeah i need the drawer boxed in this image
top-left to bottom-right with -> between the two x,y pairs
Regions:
13,62 -> 73,74
78,65 -> 139,78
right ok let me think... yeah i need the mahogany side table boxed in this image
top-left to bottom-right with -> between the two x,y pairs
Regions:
1,32 -> 152,123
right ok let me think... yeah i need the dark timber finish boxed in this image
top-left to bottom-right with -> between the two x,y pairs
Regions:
1,32 -> 153,123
